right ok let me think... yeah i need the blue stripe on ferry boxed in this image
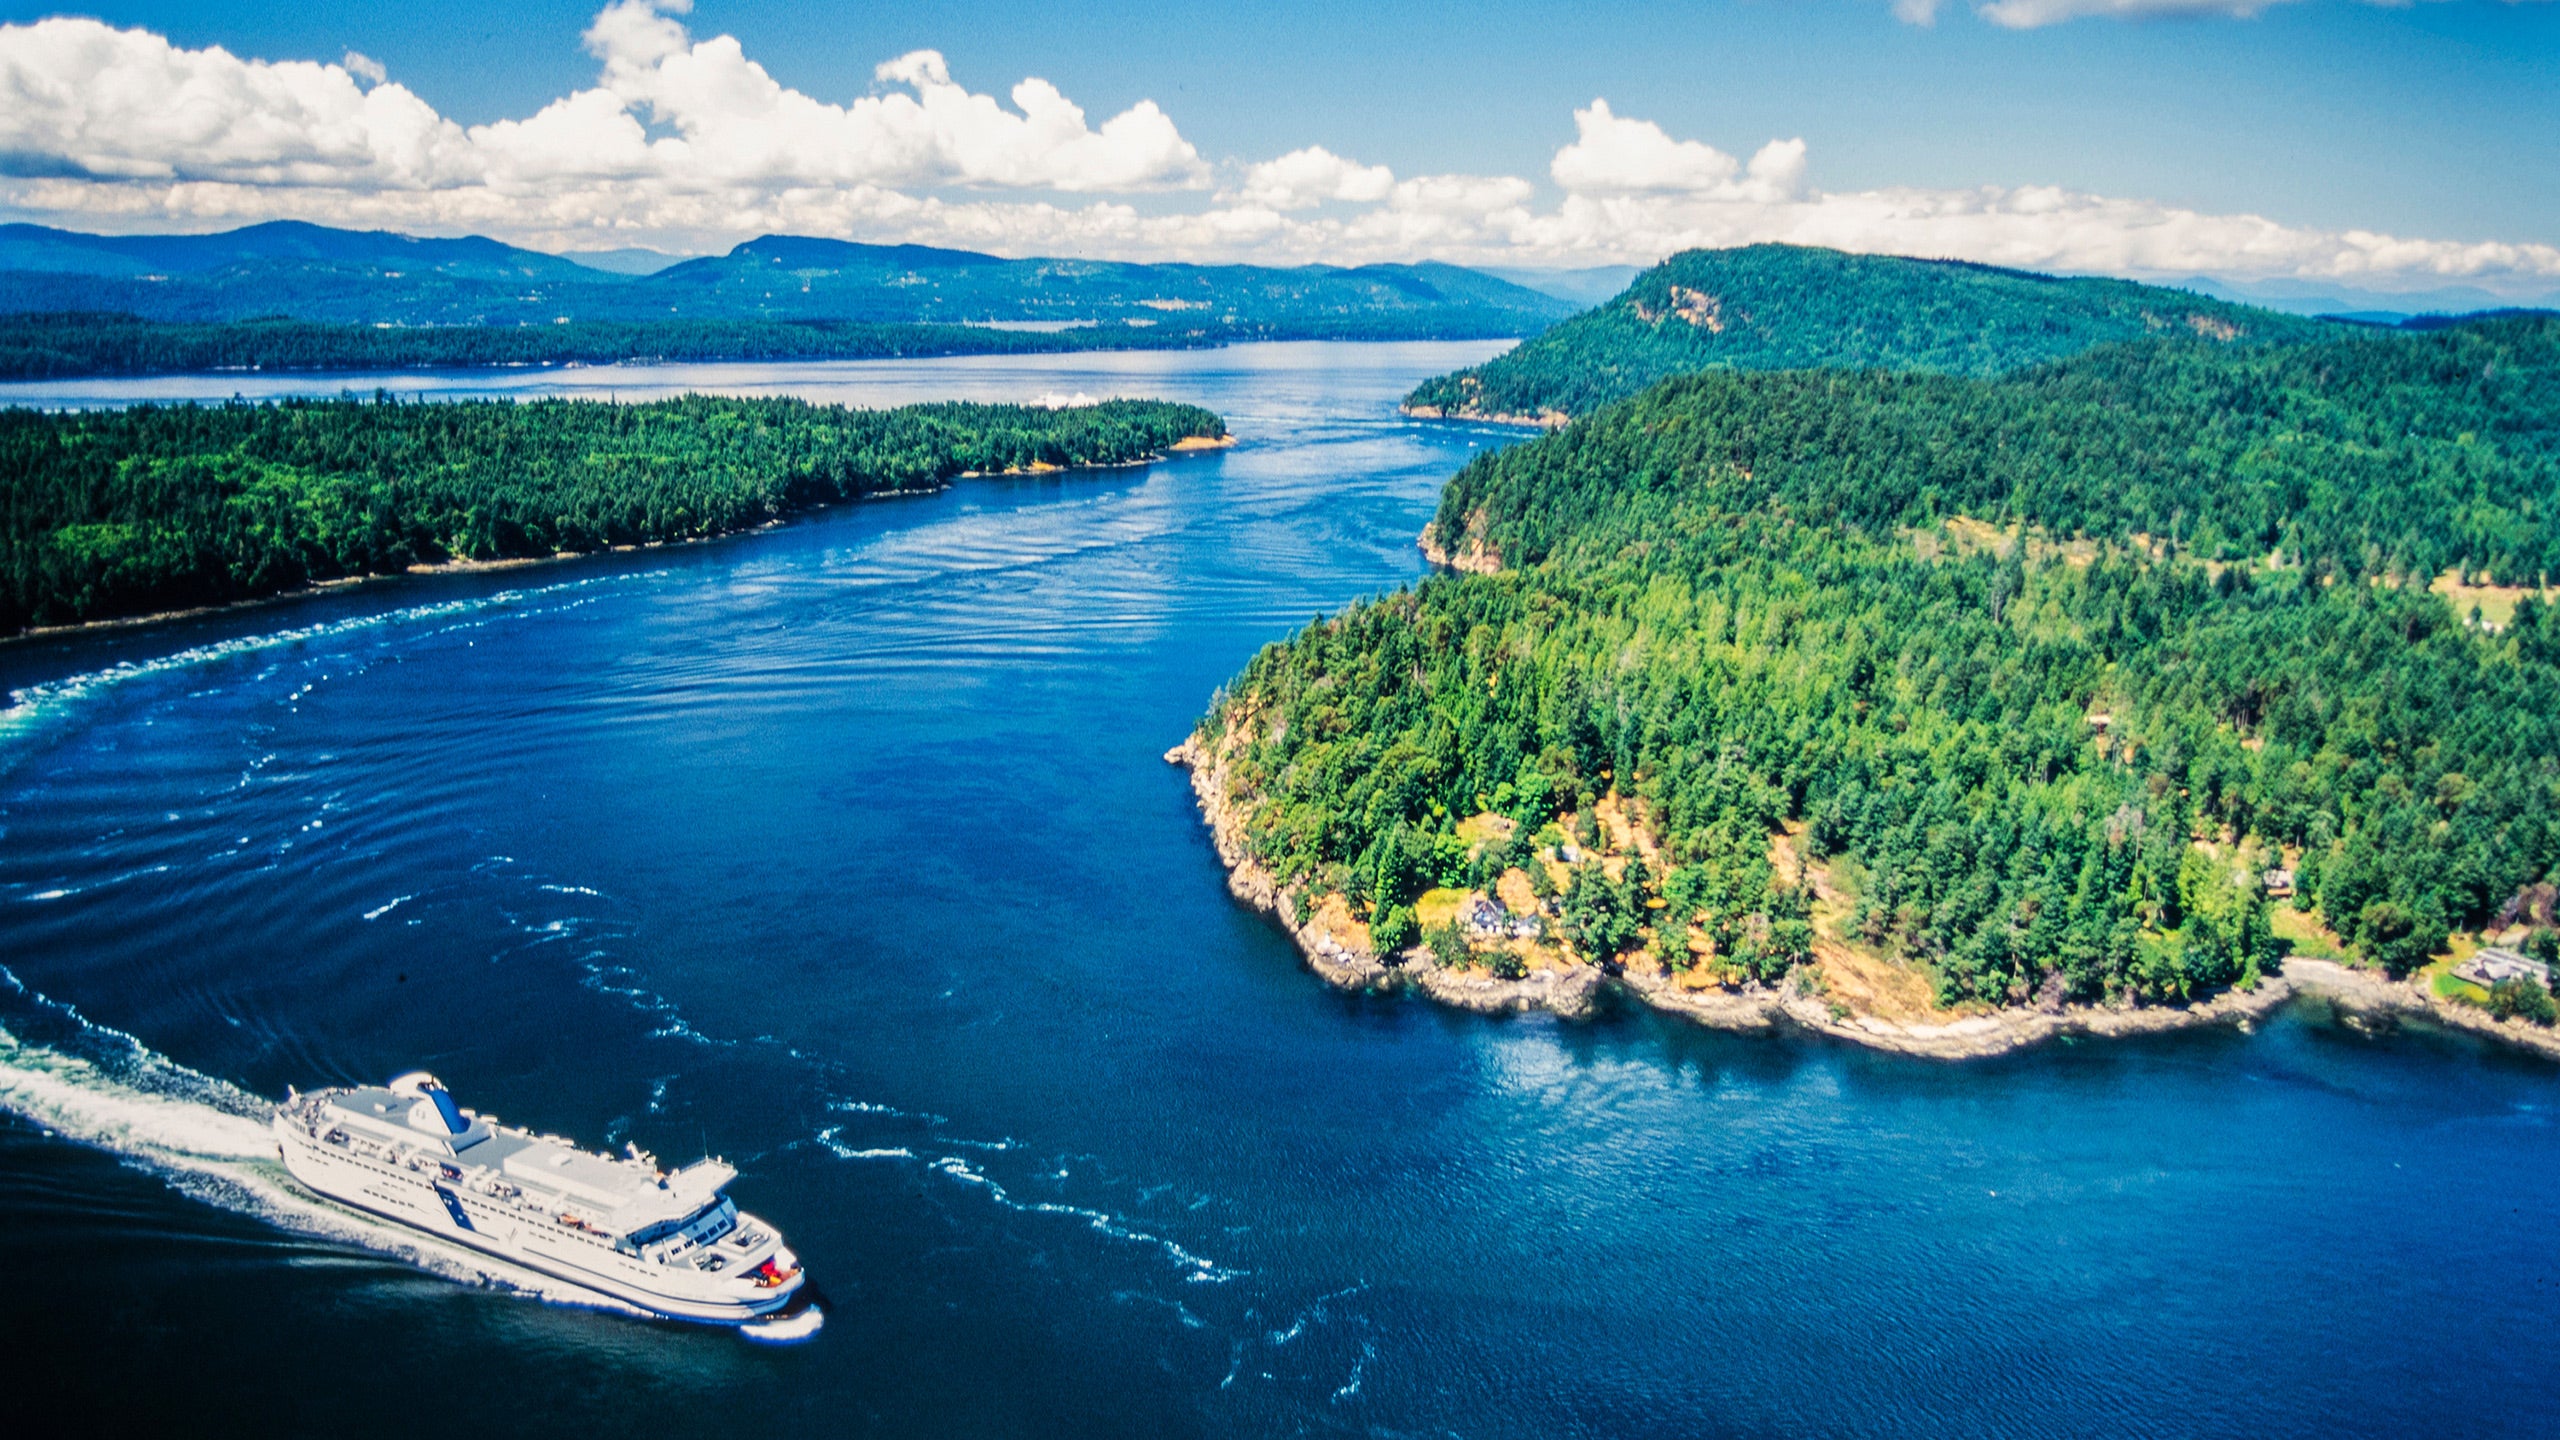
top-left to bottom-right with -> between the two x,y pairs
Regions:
433,1186 -> 475,1232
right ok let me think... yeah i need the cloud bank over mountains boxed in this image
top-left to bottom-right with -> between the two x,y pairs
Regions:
0,0 -> 2552,297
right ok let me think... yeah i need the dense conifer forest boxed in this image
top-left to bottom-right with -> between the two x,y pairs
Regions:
1208,316 -> 2560,1008
0,313 -> 1203,380
0,308 -> 1585,381
1,395 -> 1222,633
1404,245 -> 2327,422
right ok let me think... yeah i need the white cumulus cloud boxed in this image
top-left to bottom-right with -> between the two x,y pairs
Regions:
556,3 -> 1206,193
0,18 -> 478,187
1551,101 -> 1806,202
1552,99 -> 1739,195
1229,146 -> 1396,210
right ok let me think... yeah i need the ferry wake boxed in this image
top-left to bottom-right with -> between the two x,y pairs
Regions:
275,1072 -> 806,1324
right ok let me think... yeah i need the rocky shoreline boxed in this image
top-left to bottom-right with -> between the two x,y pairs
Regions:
1168,735 -> 2560,1063
1398,402 -> 1568,430
1414,524 -> 1499,576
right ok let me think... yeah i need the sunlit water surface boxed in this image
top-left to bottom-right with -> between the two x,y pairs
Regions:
2,343 -> 2555,1437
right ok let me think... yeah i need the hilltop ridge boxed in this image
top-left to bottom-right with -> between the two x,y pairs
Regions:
1404,244 -> 2328,423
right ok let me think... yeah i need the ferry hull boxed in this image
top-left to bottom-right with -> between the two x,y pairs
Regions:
275,1115 -> 803,1325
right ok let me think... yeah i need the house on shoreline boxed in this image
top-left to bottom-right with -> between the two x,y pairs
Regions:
2455,947 -> 2552,990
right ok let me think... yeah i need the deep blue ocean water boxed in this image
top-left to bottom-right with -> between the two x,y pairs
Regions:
1,343 -> 2556,1438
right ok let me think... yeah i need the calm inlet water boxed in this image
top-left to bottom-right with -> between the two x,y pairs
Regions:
2,343 -> 2555,1438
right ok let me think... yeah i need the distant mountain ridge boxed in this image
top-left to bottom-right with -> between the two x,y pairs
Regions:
1478,265 -> 1645,307
2175,272 -> 2560,322
0,222 -> 1575,337
1404,245 -> 2334,422
640,234 -> 1569,330
0,220 -> 594,283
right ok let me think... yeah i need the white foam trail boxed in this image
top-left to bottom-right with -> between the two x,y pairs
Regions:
574,956 -> 738,1051
362,894 -> 415,921
650,1018 -> 726,1048
1330,1341 -> 1373,1403
811,1091 -> 1234,1284
0,573 -> 638,759
813,1127 -> 916,1163
0,1029 -> 273,1160
0,995 -> 642,1318
920,1153 -> 1241,1284
1111,1289 -> 1208,1329
825,1096 -> 948,1125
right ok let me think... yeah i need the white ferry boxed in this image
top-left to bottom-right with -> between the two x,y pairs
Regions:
274,1072 -> 805,1323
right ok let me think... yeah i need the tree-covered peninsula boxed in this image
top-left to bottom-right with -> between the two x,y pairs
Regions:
1403,244 -> 2326,424
1195,316 -> 2560,1037
2,394 -> 1224,633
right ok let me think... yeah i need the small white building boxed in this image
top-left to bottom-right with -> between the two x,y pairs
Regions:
2454,947 -> 2551,989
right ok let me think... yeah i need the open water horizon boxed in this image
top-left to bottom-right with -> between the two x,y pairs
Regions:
2,342 -> 2555,1438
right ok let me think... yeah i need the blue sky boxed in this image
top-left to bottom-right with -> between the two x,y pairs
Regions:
0,0 -> 2551,294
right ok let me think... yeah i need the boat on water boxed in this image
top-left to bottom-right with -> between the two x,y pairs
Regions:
274,1072 -> 806,1324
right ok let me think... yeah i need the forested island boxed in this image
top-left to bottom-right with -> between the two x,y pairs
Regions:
1,395 -> 1224,634
0,313 -> 1206,381
1403,245 -> 2326,424
1188,309 -> 2560,1056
